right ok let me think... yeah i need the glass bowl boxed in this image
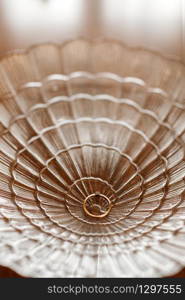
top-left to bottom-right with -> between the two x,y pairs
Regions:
0,39 -> 185,277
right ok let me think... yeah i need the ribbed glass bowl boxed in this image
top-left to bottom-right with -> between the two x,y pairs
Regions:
0,39 -> 185,277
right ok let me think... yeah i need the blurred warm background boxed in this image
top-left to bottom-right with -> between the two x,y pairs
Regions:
0,0 -> 184,59
0,0 -> 185,277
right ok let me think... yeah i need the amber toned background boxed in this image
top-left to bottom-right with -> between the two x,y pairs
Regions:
0,0 -> 185,277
